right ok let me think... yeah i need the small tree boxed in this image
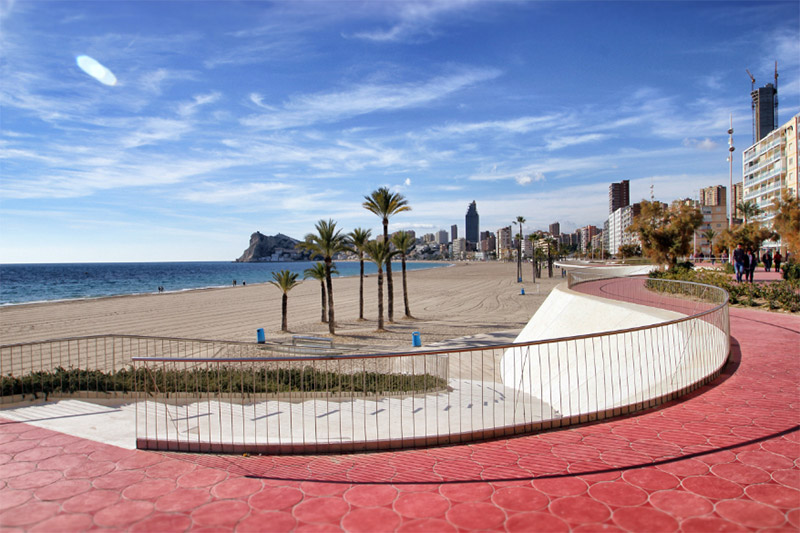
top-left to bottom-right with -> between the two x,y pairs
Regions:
618,243 -> 642,261
269,270 -> 299,332
630,200 -> 703,268
771,192 -> 800,256
363,239 -> 396,331
737,200 -> 762,225
303,262 -> 339,324
702,228 -> 718,255
348,227 -> 372,321
391,230 -> 416,318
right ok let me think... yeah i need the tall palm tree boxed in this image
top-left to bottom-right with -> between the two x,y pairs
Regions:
363,239 -> 396,331
296,219 -> 349,335
363,187 -> 411,323
737,200 -> 762,225
348,227 -> 372,321
702,228 -> 717,255
545,236 -> 556,277
391,230 -> 415,319
527,233 -> 537,282
515,216 -> 526,282
268,270 -> 299,332
303,262 -> 339,324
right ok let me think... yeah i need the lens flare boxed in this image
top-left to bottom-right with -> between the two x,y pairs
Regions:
76,55 -> 117,86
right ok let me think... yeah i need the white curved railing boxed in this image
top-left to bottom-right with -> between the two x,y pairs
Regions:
0,274 -> 729,454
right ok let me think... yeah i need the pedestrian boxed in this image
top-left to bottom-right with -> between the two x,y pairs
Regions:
746,248 -> 757,283
722,250 -> 729,264
774,251 -> 782,273
710,252 -> 716,265
762,251 -> 772,272
733,244 -> 746,283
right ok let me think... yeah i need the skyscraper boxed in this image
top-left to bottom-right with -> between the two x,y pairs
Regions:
465,201 -> 479,243
752,84 -> 777,142
549,222 -> 560,237
700,185 -> 726,207
450,225 -> 458,242
609,180 -> 630,214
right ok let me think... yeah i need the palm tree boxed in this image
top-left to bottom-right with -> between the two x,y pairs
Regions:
363,187 -> 411,322
391,230 -> 415,319
545,236 -> 556,277
515,216 -> 526,282
702,228 -> 717,255
348,227 -> 372,321
303,262 -> 339,324
527,233 -> 537,282
363,239 -> 396,331
268,270 -> 299,332
296,219 -> 349,334
737,200 -> 762,225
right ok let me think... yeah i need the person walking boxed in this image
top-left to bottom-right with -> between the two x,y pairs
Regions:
762,251 -> 772,272
774,251 -> 782,274
746,249 -> 757,283
733,244 -> 746,283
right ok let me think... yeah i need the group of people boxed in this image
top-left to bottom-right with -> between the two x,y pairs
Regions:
732,244 -> 784,283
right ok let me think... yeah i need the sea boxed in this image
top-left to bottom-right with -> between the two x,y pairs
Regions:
0,261 -> 449,306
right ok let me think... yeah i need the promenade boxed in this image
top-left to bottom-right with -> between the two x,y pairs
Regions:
0,303 -> 797,531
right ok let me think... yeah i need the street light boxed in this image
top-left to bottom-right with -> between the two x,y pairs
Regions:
728,114 -> 735,228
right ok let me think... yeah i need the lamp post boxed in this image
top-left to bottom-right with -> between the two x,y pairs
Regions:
728,114 -> 735,227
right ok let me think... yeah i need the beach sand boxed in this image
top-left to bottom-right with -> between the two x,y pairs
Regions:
0,261 -> 564,351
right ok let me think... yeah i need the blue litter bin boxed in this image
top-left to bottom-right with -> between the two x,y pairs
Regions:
412,331 -> 421,347
257,328 -> 265,344
520,288 -> 525,295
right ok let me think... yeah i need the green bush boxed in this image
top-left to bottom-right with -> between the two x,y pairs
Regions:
1,365 -> 448,399
781,260 -> 800,282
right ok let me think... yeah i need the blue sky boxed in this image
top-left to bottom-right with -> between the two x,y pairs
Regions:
1,0 -> 798,263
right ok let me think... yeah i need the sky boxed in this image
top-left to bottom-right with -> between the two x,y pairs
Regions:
1,0 -> 798,263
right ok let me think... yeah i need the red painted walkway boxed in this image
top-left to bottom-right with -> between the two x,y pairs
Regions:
1,307 -> 798,531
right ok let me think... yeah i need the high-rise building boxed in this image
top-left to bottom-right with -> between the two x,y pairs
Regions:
732,182 -> 744,221
465,201 -> 479,243
450,225 -> 458,242
743,113 -> 800,251
609,180 -> 630,214
752,84 -> 777,143
607,204 -> 641,256
496,226 -> 512,259
700,185 -> 726,207
435,230 -> 448,244
549,222 -> 560,236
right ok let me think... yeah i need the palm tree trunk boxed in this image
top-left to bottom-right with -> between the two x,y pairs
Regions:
325,258 -> 335,334
319,281 -> 327,323
358,255 -> 365,320
401,255 -> 411,318
281,293 -> 288,332
384,219 -> 394,322
377,267 -> 385,330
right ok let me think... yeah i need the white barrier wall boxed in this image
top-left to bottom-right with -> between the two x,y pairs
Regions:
500,282 -> 727,418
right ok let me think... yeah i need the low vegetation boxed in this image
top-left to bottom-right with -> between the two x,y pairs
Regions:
1,366 -> 449,400
648,264 -> 799,313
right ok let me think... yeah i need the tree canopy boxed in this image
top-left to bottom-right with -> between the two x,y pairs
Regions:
630,200 -> 703,267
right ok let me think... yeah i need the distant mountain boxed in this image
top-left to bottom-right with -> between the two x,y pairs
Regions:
235,232 -> 311,262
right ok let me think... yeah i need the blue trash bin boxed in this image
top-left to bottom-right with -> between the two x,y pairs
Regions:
412,331 -> 421,347
521,288 -> 525,295
257,328 -> 265,344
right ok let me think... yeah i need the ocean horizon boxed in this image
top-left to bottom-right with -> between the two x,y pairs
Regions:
0,260 -> 450,306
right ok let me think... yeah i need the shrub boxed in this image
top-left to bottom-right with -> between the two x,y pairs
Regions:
781,260 -> 800,282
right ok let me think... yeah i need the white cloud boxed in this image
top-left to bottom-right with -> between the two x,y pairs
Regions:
177,92 -> 221,117
545,133 -> 610,151
180,182 -> 293,204
241,68 -> 501,130
682,137 -> 719,151
121,118 -> 193,148
351,0 -> 487,43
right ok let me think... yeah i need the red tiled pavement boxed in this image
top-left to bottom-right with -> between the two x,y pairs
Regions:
0,306 -> 798,531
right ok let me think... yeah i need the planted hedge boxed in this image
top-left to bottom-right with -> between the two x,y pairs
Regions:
1,365 -> 448,399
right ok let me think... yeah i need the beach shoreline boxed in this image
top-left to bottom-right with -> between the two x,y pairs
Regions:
0,261 -> 563,351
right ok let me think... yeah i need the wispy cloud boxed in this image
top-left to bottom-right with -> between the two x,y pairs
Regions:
241,68 -> 501,130
545,133 -> 610,151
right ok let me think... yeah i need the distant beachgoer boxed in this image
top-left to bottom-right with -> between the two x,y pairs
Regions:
233,279 -> 237,286
746,249 -> 757,282
733,244 -> 746,283
242,281 -> 246,286
774,251 -> 782,273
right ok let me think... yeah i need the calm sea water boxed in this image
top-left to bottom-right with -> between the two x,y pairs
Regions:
0,261 -> 448,306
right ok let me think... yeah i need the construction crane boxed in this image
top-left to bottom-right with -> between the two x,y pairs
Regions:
746,69 -> 755,91
774,61 -> 779,129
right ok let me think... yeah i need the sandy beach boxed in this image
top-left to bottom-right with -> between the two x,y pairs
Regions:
0,261 -> 563,350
